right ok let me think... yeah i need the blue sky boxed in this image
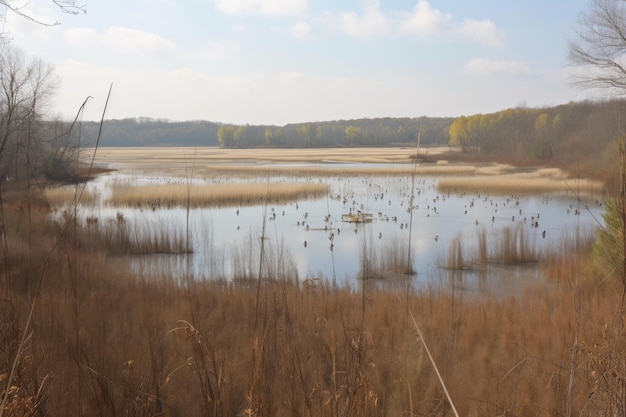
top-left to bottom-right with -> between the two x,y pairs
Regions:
3,0 -> 592,125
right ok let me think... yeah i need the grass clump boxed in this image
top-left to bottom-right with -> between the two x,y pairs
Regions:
357,232 -> 413,281
437,168 -> 604,195
109,181 -> 329,208
494,224 -> 537,265
441,225 -> 538,272
44,185 -> 96,206
57,209 -> 191,255
447,236 -> 464,270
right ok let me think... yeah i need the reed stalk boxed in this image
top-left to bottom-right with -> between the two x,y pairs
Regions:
0,85 -> 112,417
109,181 -> 329,208
447,237 -> 464,270
406,119 -> 422,275
409,311 -> 460,417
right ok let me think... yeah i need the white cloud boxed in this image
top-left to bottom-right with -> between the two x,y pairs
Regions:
201,40 -> 236,61
464,58 -> 532,77
63,26 -> 175,54
397,0 -> 452,37
337,1 -> 391,39
290,21 -> 311,39
212,0 -> 308,17
64,27 -> 99,46
455,19 -> 506,47
321,1 -> 505,47
278,70 -> 305,83
103,27 -> 175,52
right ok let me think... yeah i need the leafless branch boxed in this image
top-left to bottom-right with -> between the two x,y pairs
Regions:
0,0 -> 85,28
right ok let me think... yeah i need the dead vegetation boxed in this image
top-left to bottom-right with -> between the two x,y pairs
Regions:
87,147 -> 605,195
0,145 -> 622,416
0,190 -> 624,416
109,181 -> 329,208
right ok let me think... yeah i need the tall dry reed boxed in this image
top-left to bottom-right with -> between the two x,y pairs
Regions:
2,229 -> 624,417
437,169 -> 604,196
3,182 -> 625,417
59,210 -> 191,255
493,224 -> 537,265
110,181 -> 329,208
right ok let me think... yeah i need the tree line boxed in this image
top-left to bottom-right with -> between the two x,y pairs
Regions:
448,100 -> 624,174
77,101 -> 625,174
215,117 -> 453,148
28,99 -> 626,188
74,116 -> 453,148
77,118 -> 222,147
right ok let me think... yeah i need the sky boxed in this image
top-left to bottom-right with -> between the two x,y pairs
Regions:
2,0 -> 593,125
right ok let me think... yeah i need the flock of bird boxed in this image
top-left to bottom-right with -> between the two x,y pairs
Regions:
90,172 -> 605,281
223,176 -> 602,257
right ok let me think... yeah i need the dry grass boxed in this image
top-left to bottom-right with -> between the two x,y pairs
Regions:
1,196 -> 625,417
199,162 -> 479,177
43,185 -> 96,206
447,236 -> 464,270
109,181 -> 329,208
86,146 -> 453,168
87,146 -> 477,177
2,150 -> 621,417
438,167 -> 604,195
442,225 -> 537,271
85,147 -> 606,194
493,224 -> 537,265
56,209 -> 191,255
2,226 -> 623,417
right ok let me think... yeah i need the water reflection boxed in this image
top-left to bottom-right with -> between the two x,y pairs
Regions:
65,168 -> 605,294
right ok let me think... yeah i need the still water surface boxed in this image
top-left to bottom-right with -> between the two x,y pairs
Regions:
71,166 -> 605,295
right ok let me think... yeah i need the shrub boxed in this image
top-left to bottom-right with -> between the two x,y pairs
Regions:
44,156 -> 75,182
591,198 -> 624,283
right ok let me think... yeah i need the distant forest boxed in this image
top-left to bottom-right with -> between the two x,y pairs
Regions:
78,117 -> 453,148
75,99 -> 626,183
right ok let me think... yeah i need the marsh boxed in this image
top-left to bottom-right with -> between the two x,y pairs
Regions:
43,147 -> 606,297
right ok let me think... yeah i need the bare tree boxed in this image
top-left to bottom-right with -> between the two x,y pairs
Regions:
0,44 -> 62,182
1,0 -> 85,27
569,3 -> 626,416
569,0 -> 626,93
570,0 -> 626,286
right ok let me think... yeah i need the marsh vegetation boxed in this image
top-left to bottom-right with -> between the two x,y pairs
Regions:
4,0 -> 626,414
1,147 -> 623,417
42,148 -> 605,293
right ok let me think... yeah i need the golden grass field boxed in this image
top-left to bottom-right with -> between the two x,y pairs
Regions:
83,146 -> 605,195
110,182 -> 329,208
85,146 -> 447,168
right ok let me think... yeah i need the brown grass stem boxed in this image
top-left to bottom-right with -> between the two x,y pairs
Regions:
406,119 -> 423,275
409,311 -> 460,417
0,85 -> 112,417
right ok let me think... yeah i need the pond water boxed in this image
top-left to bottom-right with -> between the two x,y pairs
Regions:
64,165 -> 606,296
